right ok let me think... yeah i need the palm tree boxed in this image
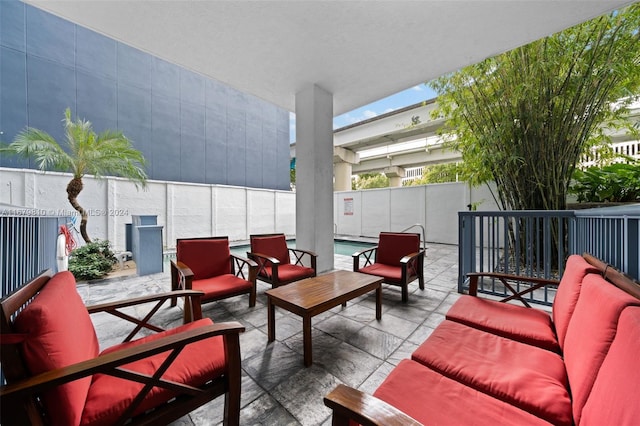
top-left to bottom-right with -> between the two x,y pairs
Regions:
4,108 -> 147,243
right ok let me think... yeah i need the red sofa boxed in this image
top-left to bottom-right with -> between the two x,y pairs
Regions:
325,254 -> 640,425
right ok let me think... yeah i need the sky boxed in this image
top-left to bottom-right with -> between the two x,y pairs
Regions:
289,83 -> 438,143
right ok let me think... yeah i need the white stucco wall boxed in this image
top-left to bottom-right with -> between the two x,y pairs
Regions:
1,167 -> 499,250
335,182 -> 499,244
0,168 -> 294,252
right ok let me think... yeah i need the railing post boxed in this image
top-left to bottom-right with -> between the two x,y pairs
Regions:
626,215 -> 639,279
458,212 -> 475,293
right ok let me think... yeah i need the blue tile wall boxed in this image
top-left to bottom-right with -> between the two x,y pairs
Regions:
0,2 -> 289,190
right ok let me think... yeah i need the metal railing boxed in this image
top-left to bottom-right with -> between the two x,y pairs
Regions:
459,205 -> 639,305
1,215 -> 66,298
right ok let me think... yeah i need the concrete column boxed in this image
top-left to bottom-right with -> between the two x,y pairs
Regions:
334,146 -> 359,191
295,84 -> 334,273
384,166 -> 406,188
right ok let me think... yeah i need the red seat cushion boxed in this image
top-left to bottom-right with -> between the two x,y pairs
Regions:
562,274 -> 640,425
376,232 -> 419,267
551,254 -> 600,350
81,318 -> 226,426
275,263 -> 315,282
359,263 -> 402,283
412,320 -> 572,426
251,235 -> 290,264
446,295 -> 559,352
580,307 -> 640,426
373,359 -> 553,426
194,274 -> 253,300
177,238 -> 231,280
14,271 -> 100,426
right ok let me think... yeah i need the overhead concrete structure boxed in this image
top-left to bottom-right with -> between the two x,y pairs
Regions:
26,0 -> 634,272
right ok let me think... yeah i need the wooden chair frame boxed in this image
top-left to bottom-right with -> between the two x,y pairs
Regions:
170,236 -> 258,308
1,269 -> 245,426
353,235 -> 425,303
247,233 -> 317,288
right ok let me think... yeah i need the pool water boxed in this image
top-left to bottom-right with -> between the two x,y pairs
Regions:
229,239 -> 375,257
164,239 -> 375,267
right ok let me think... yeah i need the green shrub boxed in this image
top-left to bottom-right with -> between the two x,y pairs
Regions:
68,239 -> 117,281
569,161 -> 640,203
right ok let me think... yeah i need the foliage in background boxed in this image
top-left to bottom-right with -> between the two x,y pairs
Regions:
404,163 -> 462,186
352,172 -> 389,190
569,159 -> 640,203
68,240 -> 117,281
1,108 -> 147,243
430,4 -> 640,211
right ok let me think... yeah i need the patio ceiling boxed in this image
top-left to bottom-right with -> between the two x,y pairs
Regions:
25,1 -> 633,116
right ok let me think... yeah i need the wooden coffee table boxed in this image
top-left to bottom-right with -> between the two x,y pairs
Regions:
266,270 -> 383,367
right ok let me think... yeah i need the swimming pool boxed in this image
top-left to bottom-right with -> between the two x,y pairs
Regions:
228,239 -> 375,257
164,239 -> 375,266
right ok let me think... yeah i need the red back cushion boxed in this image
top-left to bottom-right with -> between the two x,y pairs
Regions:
14,271 -> 99,426
562,274 -> 640,425
251,235 -> 290,264
580,307 -> 640,426
552,254 -> 599,349
177,238 -> 231,280
376,232 -> 420,266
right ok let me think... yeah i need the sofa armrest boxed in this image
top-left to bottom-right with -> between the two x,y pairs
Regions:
0,321 -> 245,402
324,384 -> 423,426
353,246 -> 378,271
467,272 -> 560,306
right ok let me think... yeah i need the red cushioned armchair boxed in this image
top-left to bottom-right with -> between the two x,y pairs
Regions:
247,233 -> 317,288
171,236 -> 258,309
353,232 -> 425,303
0,269 -> 244,426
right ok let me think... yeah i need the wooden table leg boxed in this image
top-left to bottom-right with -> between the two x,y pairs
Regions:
267,296 -> 275,342
375,284 -> 382,320
303,315 -> 312,367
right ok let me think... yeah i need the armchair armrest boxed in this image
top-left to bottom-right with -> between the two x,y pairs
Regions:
353,246 -> 378,271
324,384 -> 422,426
467,272 -> 560,306
230,254 -> 258,282
247,252 -> 281,279
87,290 -> 205,340
246,252 -> 281,266
399,249 -> 425,265
0,321 -> 245,403
288,248 -> 318,271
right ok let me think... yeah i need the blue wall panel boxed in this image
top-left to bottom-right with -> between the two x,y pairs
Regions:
0,46 -> 29,168
152,58 -> 180,99
117,43 -> 152,92
226,118 -> 246,186
76,70 -> 118,132
0,1 -> 290,191
26,56 -> 76,146
117,83 -> 153,176
205,111 -> 227,184
76,26 -> 116,79
181,69 -> 205,106
0,0 -> 25,52
180,103 -> 206,183
26,7 -> 75,68
152,95 -> 182,182
245,124 -> 263,188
